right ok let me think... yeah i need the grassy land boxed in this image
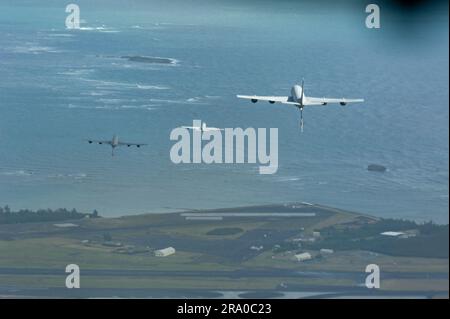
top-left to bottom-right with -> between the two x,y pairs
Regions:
0,204 -> 448,295
244,250 -> 450,273
0,237 -> 232,271
161,221 -> 264,240
381,279 -> 450,292
0,274 -> 354,290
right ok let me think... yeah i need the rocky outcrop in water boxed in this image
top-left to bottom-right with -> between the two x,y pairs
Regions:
121,55 -> 176,64
367,164 -> 387,172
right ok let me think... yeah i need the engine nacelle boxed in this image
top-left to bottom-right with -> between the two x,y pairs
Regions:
251,99 -> 258,103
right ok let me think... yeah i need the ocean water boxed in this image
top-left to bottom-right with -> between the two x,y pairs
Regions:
0,0 -> 448,223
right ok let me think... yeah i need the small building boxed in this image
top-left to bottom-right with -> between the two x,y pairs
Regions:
295,237 -> 316,243
312,231 -> 321,238
154,247 -> 176,257
293,252 -> 312,262
53,223 -> 79,228
380,231 -> 404,237
320,248 -> 334,254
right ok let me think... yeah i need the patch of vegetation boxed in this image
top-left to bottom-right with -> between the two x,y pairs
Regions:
206,227 -> 244,236
0,206 -> 100,224
305,219 -> 449,258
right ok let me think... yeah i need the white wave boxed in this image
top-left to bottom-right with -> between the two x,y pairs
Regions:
276,177 -> 301,182
77,26 -> 115,31
149,98 -> 205,105
47,33 -> 74,38
77,27 -> 95,31
62,23 -> 121,33
0,170 -> 33,177
68,103 -> 158,111
67,104 -> 98,110
184,96 -> 221,104
10,44 -> 62,54
136,84 -> 169,90
92,105 -> 131,110
154,22 -> 198,27
137,84 -> 169,90
120,105 -> 158,110
78,77 -> 172,92
80,91 -> 113,97
49,173 -> 87,180
58,69 -> 94,76
97,98 -> 124,104
99,30 -> 121,33
168,58 -> 179,65
79,78 -> 135,88
187,96 -> 217,104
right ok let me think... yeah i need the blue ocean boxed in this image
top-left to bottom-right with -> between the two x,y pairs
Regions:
0,0 -> 448,223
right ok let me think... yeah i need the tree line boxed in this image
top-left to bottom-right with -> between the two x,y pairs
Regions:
0,206 -> 99,224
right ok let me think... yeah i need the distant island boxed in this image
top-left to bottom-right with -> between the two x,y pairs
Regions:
121,55 -> 177,64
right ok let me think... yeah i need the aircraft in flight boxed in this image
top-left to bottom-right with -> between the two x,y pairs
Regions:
237,80 -> 364,132
182,121 -> 223,132
86,134 -> 147,156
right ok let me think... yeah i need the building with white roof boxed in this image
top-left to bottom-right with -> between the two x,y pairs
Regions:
293,252 -> 312,262
154,247 -> 176,257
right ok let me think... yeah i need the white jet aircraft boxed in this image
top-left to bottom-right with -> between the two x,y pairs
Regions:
86,134 -> 147,156
182,122 -> 223,132
237,80 -> 364,132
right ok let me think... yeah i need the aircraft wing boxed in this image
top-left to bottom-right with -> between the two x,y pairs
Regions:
182,126 -> 201,131
304,97 -> 364,106
236,95 -> 298,105
204,128 -> 224,131
118,142 -> 147,147
182,126 -> 223,131
87,139 -> 112,145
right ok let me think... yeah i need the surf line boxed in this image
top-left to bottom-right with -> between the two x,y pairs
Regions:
170,120 -> 278,174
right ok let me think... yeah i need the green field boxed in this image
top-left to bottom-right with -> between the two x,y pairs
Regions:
0,203 -> 448,297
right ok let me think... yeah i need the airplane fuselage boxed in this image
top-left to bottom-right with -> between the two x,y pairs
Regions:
291,85 -> 304,105
112,135 -> 119,147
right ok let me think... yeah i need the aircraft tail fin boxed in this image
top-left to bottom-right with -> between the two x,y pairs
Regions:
300,78 -> 305,106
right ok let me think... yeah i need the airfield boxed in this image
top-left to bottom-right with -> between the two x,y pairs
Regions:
0,203 -> 448,298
